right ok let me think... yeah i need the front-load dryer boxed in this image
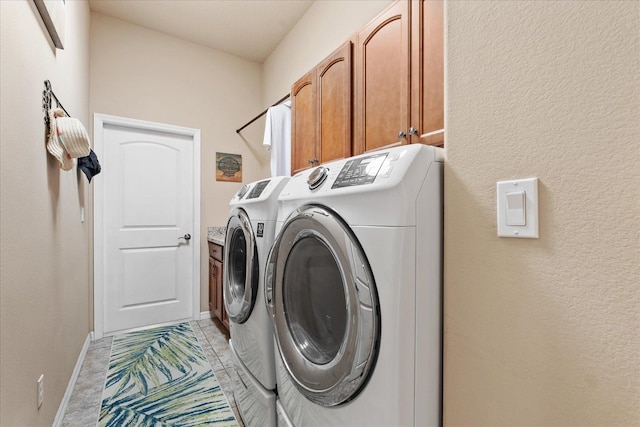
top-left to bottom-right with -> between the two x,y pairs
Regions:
224,176 -> 289,427
265,144 -> 443,426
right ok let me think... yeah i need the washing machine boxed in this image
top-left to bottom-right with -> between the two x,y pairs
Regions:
264,144 -> 444,426
224,176 -> 289,427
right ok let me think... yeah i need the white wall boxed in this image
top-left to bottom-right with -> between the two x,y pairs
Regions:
0,0 -> 91,424
444,1 -> 639,425
90,13 -> 268,312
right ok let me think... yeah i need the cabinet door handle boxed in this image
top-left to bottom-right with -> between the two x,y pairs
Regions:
398,131 -> 406,139
308,158 -> 319,165
409,127 -> 419,136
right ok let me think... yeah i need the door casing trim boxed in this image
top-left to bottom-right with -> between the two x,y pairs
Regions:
93,113 -> 201,339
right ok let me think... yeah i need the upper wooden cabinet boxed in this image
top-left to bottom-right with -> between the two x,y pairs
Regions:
412,0 -> 444,147
290,0 -> 444,166
291,41 -> 353,175
317,41 -> 352,165
354,0 -> 444,154
354,0 -> 410,154
291,69 -> 317,175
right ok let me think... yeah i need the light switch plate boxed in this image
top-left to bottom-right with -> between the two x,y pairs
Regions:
497,178 -> 538,238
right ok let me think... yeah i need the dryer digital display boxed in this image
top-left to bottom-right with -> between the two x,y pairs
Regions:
247,179 -> 271,199
332,153 -> 388,188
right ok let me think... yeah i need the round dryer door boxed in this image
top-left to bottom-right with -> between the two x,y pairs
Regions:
265,205 -> 380,407
224,208 -> 259,324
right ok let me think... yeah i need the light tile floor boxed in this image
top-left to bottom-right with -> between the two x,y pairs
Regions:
61,318 -> 245,426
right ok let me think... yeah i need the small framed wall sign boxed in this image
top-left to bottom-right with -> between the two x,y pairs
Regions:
33,0 -> 65,49
216,152 -> 242,182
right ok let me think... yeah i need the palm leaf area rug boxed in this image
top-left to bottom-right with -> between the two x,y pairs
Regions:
98,322 -> 239,426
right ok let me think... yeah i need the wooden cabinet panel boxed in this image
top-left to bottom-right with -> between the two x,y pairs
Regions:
317,41 -> 352,164
211,258 -> 223,322
215,259 -> 228,330
208,243 -> 223,260
355,0 -> 410,154
208,242 -> 228,331
412,0 -> 444,146
291,41 -> 353,174
208,256 -> 216,315
291,70 -> 317,175
291,0 -> 443,160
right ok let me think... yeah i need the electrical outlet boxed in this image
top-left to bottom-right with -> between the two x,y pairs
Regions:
37,374 -> 44,409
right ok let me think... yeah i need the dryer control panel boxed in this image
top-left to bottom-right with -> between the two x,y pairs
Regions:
246,179 -> 271,199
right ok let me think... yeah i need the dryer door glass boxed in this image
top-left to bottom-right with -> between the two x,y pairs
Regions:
224,209 -> 259,324
271,205 -> 380,407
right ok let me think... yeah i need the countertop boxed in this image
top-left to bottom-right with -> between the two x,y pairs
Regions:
207,227 -> 225,246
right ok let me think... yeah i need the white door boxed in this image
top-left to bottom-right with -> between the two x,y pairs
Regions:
94,114 -> 201,338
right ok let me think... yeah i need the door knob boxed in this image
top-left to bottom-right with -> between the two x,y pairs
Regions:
180,234 -> 191,241
409,127 -> 419,136
398,131 -> 406,139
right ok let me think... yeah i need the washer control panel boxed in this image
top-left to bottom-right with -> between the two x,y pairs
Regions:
331,153 -> 388,189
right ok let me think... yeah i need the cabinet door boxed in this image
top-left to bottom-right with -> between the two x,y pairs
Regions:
212,258 -> 224,321
216,259 -> 229,330
209,257 -> 216,317
291,69 -> 317,175
354,0 -> 410,154
210,257 -> 221,320
411,0 -> 444,146
317,41 -> 352,163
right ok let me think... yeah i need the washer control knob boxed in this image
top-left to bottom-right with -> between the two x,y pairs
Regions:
307,166 -> 329,190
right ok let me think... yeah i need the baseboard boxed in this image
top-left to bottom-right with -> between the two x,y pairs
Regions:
200,311 -> 212,320
52,331 -> 93,427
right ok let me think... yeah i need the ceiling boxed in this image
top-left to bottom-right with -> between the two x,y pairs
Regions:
88,0 -> 314,63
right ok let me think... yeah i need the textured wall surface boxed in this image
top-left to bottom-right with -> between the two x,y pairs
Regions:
444,1 -> 639,425
0,0 -> 91,424
90,13 -> 266,312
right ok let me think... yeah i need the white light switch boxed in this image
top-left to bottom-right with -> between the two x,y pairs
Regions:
506,191 -> 526,226
497,178 -> 539,238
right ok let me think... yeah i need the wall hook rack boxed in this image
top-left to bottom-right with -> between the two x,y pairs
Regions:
42,80 -> 70,125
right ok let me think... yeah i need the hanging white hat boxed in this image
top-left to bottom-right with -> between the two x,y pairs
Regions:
46,108 -> 73,171
55,114 -> 91,159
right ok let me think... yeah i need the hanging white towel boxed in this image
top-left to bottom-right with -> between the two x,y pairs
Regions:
263,101 -> 291,177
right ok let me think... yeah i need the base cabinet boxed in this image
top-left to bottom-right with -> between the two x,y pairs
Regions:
208,242 -> 229,330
